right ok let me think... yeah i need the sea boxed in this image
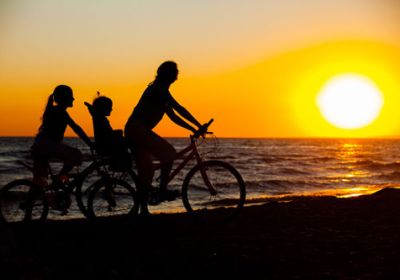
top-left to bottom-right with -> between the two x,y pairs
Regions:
1,137 -> 400,219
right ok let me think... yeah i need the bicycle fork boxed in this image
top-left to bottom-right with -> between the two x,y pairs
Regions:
196,158 -> 217,196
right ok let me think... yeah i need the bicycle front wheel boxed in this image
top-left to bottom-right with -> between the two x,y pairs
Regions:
87,178 -> 139,220
0,179 -> 48,223
182,160 -> 246,222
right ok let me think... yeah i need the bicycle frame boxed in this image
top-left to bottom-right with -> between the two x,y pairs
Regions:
116,119 -> 217,195
63,157 -> 109,192
164,138 -> 198,186
24,154 -> 110,194
145,135 -> 217,195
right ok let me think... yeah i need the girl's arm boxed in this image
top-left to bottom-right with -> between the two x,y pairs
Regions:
67,115 -> 94,148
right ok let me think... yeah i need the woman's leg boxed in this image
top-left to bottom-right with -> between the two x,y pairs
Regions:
145,135 -> 175,192
126,121 -> 179,207
125,122 -> 176,188
132,149 -> 153,214
135,149 -> 154,188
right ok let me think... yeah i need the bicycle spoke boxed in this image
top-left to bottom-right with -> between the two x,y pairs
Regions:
88,178 -> 139,220
0,180 -> 48,223
182,160 -> 246,222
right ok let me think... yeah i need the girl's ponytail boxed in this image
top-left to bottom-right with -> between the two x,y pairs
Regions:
39,94 -> 54,131
38,85 -> 72,133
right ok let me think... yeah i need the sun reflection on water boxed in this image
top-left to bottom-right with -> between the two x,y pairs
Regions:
338,142 -> 361,161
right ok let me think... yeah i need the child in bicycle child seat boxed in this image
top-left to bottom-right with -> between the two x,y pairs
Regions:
31,85 -> 93,189
88,96 -> 130,170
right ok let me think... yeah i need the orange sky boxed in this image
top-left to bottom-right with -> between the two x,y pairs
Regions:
1,1 -> 400,137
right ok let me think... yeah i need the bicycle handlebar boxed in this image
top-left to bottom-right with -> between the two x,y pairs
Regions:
192,118 -> 214,139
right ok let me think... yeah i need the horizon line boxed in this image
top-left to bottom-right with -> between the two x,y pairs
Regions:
1,135 -> 400,140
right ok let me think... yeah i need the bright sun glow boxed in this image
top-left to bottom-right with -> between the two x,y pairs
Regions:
317,74 -> 384,129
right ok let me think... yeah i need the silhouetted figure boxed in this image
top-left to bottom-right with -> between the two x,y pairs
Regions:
31,85 -> 93,188
86,95 -> 130,171
125,61 -> 202,214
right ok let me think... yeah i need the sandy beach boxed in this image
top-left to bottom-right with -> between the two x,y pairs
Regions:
1,188 -> 400,280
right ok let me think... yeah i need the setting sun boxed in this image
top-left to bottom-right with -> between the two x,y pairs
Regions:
316,74 -> 384,129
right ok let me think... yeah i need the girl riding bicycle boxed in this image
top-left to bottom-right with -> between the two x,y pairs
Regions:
31,85 -> 93,189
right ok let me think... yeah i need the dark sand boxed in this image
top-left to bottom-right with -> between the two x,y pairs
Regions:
1,188 -> 400,280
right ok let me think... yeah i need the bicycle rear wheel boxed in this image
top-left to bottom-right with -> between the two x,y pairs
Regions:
0,179 -> 48,223
73,160 -> 111,218
74,159 -> 131,218
87,178 -> 139,220
182,160 -> 246,222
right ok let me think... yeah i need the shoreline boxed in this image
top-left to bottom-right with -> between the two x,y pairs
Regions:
1,188 -> 400,279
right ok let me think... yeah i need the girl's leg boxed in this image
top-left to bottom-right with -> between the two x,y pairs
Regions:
32,157 -> 49,189
32,138 -> 82,179
31,141 -> 51,188
52,144 -> 82,179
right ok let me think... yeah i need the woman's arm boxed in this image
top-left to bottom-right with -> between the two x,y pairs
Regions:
166,107 -> 197,133
167,94 -> 202,128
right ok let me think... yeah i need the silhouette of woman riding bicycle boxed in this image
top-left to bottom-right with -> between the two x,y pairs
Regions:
125,61 -> 207,215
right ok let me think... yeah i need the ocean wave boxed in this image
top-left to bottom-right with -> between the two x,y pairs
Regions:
0,150 -> 31,159
374,171 -> 400,181
206,155 -> 239,160
308,156 -> 335,162
354,160 -> 400,171
277,167 -> 311,175
383,162 -> 400,169
0,166 -> 20,173
260,156 -> 288,164
245,179 -> 320,190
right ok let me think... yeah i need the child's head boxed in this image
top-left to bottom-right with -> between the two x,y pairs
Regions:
53,85 -> 74,108
92,96 -> 113,116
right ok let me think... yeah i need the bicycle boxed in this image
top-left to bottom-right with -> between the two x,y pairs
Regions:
0,150 -> 139,223
87,119 -> 246,222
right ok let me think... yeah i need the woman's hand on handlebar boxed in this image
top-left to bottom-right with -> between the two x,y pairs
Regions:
192,119 -> 214,139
